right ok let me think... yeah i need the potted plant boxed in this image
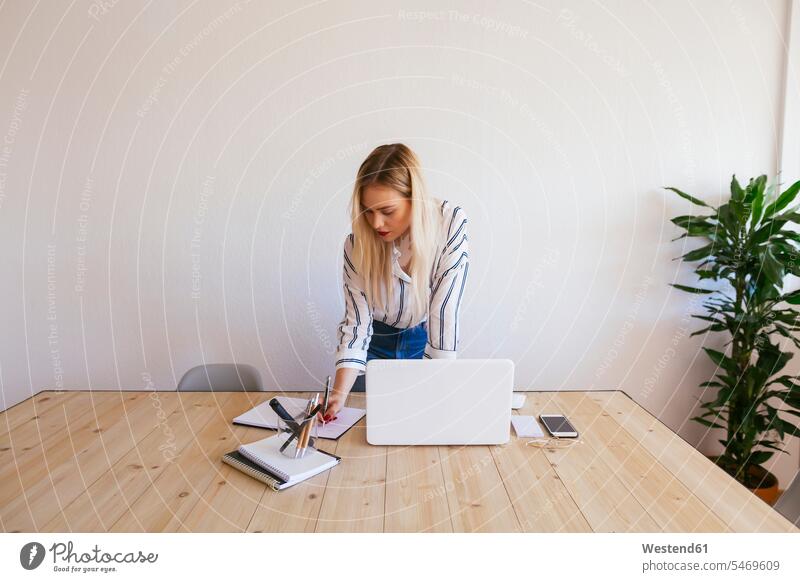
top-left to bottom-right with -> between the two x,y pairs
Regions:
667,175 -> 800,504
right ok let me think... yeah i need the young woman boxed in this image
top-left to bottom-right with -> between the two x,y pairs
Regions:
320,143 -> 470,422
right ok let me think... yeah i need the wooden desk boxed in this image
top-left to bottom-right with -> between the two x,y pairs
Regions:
1,390 -> 796,532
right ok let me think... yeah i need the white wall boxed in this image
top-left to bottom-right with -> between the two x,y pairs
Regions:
0,0 -> 798,484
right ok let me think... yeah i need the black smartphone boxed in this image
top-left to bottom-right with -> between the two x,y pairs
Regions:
539,414 -> 578,438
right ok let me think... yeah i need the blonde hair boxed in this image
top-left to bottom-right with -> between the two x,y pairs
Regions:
349,143 -> 442,324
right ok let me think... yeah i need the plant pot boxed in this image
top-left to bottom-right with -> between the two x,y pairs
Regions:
749,468 -> 780,506
709,456 -> 780,505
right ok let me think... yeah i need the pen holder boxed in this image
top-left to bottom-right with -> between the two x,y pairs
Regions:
276,412 -> 319,459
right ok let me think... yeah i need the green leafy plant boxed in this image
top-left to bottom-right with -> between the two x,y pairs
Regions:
667,175 -> 800,488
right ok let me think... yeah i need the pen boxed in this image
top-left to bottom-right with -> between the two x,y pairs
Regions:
322,375 -> 331,424
269,398 -> 299,427
279,402 -> 321,453
296,394 -> 319,458
292,396 -> 314,458
304,394 -> 320,445
295,395 -> 313,457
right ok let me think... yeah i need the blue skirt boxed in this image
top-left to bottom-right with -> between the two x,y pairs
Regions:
350,319 -> 427,392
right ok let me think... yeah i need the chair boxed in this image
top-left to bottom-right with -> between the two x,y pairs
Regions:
351,373 -> 366,393
774,471 -> 800,527
177,363 -> 262,392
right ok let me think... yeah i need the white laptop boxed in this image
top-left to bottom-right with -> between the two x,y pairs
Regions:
365,359 -> 514,445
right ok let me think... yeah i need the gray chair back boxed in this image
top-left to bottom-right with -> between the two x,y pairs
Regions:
774,471 -> 800,527
177,363 -> 262,392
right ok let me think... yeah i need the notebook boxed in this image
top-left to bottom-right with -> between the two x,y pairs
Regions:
233,396 -> 365,439
511,415 -> 545,438
222,432 -> 340,491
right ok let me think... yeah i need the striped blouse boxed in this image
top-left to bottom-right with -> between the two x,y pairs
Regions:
335,199 -> 470,375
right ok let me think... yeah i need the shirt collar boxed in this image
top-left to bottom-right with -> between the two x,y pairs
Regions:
392,233 -> 412,282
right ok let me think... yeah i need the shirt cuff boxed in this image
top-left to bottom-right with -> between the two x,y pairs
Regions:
424,342 -> 458,360
335,349 -> 367,375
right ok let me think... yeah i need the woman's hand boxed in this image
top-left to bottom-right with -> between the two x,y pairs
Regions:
317,389 -> 347,423
317,368 -> 359,423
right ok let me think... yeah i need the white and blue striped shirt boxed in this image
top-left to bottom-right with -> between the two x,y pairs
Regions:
335,199 -> 470,375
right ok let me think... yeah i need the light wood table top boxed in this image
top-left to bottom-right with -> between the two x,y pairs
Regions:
1,389 -> 796,533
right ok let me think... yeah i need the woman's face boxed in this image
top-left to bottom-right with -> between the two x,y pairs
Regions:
360,184 -> 412,243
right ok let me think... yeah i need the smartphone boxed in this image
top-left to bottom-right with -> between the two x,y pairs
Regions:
539,414 -> 578,438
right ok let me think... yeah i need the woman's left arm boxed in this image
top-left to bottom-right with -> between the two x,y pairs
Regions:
425,206 -> 470,359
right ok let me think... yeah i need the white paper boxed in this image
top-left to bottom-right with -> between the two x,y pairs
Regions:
511,393 -> 526,409
233,396 -> 365,440
511,415 -> 545,438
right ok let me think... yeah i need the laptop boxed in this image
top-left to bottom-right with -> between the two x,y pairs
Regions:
365,359 -> 514,445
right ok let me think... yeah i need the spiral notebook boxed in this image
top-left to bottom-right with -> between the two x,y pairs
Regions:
222,432 -> 340,491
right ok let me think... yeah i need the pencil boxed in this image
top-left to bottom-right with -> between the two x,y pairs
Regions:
296,394 -> 319,457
